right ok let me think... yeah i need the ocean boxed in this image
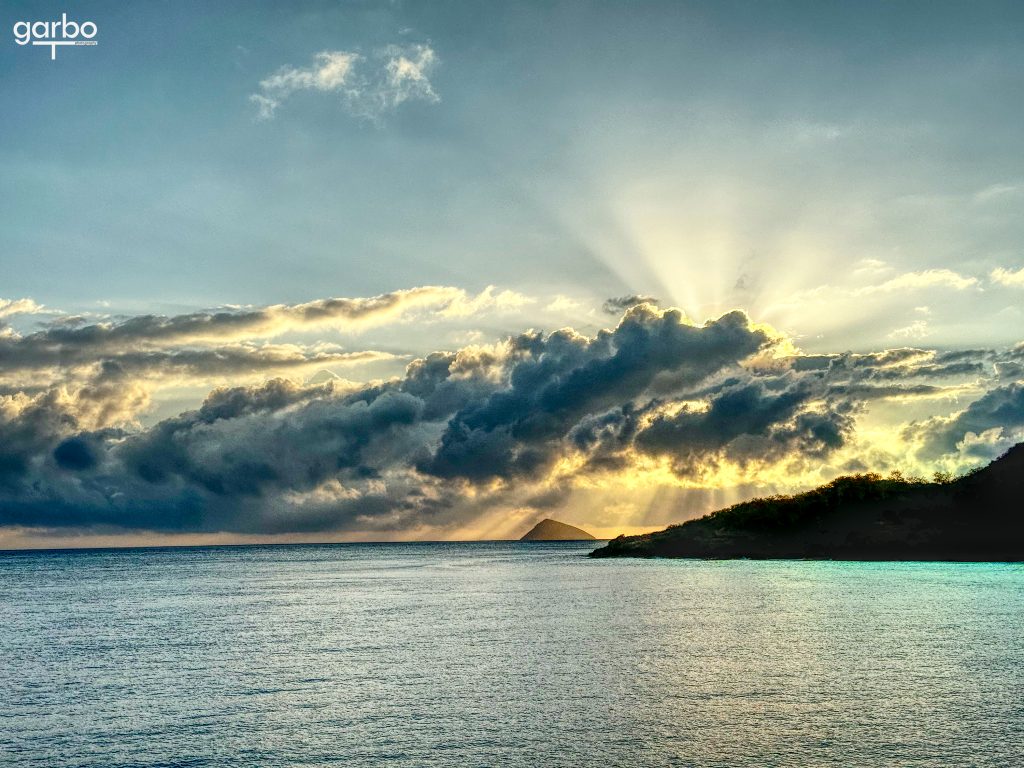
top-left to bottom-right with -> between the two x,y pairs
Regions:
1,541 -> 1022,767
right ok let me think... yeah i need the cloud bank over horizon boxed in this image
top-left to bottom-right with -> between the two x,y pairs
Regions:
2,288 -> 1023,547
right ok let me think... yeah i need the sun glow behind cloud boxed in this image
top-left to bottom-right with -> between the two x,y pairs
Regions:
4,2 -> 1024,549
1,286 -> 1022,550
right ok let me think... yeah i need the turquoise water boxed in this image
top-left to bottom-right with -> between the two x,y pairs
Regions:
1,542 -> 1022,767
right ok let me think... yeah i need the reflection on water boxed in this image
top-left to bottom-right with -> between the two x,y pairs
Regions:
2,542 -> 1022,766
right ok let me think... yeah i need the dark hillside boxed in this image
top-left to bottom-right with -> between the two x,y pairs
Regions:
591,445 -> 1024,560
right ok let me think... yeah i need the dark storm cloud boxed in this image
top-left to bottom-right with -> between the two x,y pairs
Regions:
783,347 -> 991,389
0,378 -> 421,533
0,302 -> 1021,537
847,348 -> 930,368
120,387 -> 424,496
0,383 -> 140,490
995,361 -> 1024,381
568,375 -> 855,478
422,308 -> 770,481
934,349 -> 993,365
824,383 -> 943,399
53,435 -> 103,471
865,361 -> 984,380
634,379 -> 852,474
0,306 -> 775,533
914,382 -> 1024,459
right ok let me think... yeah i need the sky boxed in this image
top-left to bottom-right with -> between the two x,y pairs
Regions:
2,0 -> 1024,548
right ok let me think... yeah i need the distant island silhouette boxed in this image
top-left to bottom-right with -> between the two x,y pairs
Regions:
521,519 -> 596,541
592,444 -> 1024,561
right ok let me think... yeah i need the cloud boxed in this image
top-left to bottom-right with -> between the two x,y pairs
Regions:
0,306 -> 778,534
249,94 -> 279,121
636,381 -> 854,473
0,298 -> 43,319
0,294 -> 1020,542
973,183 -> 1024,204
252,44 -> 439,121
854,268 -> 978,295
888,320 -> 931,340
778,268 -> 978,311
991,266 -> 1024,287
438,286 -> 534,318
547,295 -> 582,313
852,258 -> 893,277
602,294 -> 659,314
791,346 -> 989,389
912,382 -> 1024,461
0,286 -> 519,379
423,308 -> 773,483
378,44 -> 439,110
251,50 -> 360,119
756,264 -> 1005,358
70,346 -> 392,380
263,51 -> 360,93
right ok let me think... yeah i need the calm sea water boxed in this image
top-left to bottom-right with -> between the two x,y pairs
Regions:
1,542 -> 1022,767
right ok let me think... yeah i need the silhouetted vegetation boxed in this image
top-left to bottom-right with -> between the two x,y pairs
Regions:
592,444 -> 1024,560
659,471 -> 945,532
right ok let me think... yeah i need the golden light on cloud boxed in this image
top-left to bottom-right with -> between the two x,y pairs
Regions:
0,281 -> 1019,549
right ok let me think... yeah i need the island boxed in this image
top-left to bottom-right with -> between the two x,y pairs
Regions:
591,443 -> 1024,560
520,518 -> 596,541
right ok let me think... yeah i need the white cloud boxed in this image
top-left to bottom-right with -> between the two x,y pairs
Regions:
852,258 -> 892,276
251,51 -> 361,120
249,93 -> 279,120
439,286 -> 535,318
955,427 -> 1019,461
264,51 -> 360,93
991,266 -> 1024,287
888,319 -> 931,340
854,268 -> 978,295
251,44 -> 439,121
379,44 -> 438,109
973,183 -> 1024,204
547,295 -> 582,313
0,298 -> 43,319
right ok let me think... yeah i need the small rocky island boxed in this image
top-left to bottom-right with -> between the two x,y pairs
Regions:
521,518 -> 596,541
592,444 -> 1024,560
